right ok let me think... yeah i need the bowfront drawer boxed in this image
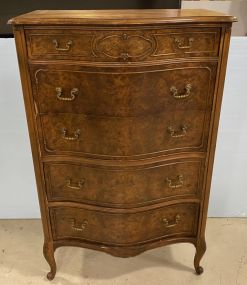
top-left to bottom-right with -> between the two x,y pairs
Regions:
31,62 -> 217,116
26,27 -> 221,62
44,159 -> 204,207
39,110 -> 210,158
50,203 -> 199,245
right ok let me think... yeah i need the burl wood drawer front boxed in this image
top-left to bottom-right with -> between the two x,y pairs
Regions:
50,203 -> 199,245
44,159 -> 204,207
39,110 -> 210,158
26,27 -> 220,62
32,62 -> 217,116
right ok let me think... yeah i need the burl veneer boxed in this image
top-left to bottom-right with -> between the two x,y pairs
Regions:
9,9 -> 235,280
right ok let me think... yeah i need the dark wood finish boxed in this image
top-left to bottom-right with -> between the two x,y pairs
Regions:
9,9 -> 234,280
25,27 -> 221,62
8,9 -> 236,25
39,110 -> 210,157
50,203 -> 199,244
31,61 -> 217,115
44,159 -> 204,207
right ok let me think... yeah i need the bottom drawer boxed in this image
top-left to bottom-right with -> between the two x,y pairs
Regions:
50,203 -> 199,245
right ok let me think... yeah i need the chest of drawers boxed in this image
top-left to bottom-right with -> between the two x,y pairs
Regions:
9,9 -> 235,280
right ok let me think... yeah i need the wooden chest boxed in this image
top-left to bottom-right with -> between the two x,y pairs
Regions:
9,9 -> 235,280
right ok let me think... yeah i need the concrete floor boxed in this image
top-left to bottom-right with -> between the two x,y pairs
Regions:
0,219 -> 247,285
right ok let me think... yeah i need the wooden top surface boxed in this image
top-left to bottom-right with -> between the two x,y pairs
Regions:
8,9 -> 236,25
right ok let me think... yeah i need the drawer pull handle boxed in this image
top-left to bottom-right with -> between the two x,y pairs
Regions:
66,178 -> 85,190
56,87 -> 78,101
68,218 -> 88,232
170,83 -> 192,99
61,128 -> 80,141
166,175 -> 184,189
163,214 -> 181,228
174,37 -> 194,49
52,39 -> 73,51
167,125 -> 188,138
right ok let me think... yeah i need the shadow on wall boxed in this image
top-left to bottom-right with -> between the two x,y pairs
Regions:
238,1 -> 247,36
228,0 -> 247,36
182,0 -> 247,36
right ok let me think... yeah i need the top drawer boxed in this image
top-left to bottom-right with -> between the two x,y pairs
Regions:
25,27 -> 221,62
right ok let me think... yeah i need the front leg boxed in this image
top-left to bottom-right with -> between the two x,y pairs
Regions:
43,241 -> 57,280
194,238 -> 206,275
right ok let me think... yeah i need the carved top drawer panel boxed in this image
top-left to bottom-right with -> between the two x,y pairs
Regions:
26,27 -> 221,62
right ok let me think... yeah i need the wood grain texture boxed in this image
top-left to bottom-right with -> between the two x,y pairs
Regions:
8,9 -> 236,25
25,27 -> 221,62
31,61 -> 217,116
50,202 -> 199,245
44,158 -> 204,207
39,110 -> 210,157
10,9 -> 234,279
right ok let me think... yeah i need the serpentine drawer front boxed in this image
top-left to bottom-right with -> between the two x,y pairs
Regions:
9,9 -> 235,280
30,62 -> 216,116
39,110 -> 210,157
44,159 -> 204,206
50,203 -> 199,245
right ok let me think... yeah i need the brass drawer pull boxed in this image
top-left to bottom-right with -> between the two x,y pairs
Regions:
163,214 -> 181,228
166,175 -> 184,189
61,128 -> 80,141
56,87 -> 78,101
174,37 -> 194,49
170,83 -> 192,99
66,178 -> 85,190
52,39 -> 73,51
167,125 -> 188,138
68,218 -> 88,232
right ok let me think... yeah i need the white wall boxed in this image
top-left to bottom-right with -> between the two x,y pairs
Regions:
208,37 -> 247,217
0,37 -> 246,218
183,1 -> 247,36
0,39 -> 40,219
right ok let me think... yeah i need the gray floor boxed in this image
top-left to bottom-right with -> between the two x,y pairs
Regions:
0,218 -> 247,285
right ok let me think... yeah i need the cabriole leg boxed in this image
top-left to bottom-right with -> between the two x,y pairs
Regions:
43,241 -> 57,280
194,238 -> 206,275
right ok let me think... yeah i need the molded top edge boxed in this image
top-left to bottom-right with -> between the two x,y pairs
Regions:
8,9 -> 236,25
